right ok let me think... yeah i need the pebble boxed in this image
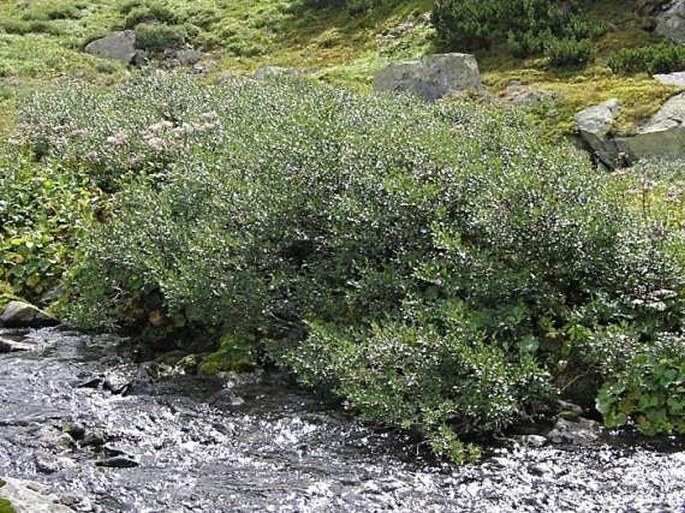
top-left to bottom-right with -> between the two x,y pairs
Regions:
95,456 -> 139,468
34,452 -> 60,474
0,336 -> 35,353
81,429 -> 107,448
519,435 -> 548,448
529,463 -> 554,476
63,423 -> 86,441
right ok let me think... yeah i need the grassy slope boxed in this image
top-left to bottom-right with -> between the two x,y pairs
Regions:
0,0 -> 681,134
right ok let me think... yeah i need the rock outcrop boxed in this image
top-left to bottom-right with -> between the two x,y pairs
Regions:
656,0 -> 685,44
0,336 -> 35,353
574,99 -> 623,168
654,71 -> 685,87
0,301 -> 58,329
84,31 -> 137,63
616,92 -> 685,160
0,478 -> 73,513
546,417 -> 602,446
575,93 -> 685,166
374,53 -> 484,101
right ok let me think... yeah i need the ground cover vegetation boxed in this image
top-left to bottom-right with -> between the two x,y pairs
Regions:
4,71 -> 682,461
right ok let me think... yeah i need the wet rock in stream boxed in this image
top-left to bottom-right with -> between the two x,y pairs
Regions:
0,327 -> 683,512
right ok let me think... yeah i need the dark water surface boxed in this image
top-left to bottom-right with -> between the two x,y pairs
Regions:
0,328 -> 683,512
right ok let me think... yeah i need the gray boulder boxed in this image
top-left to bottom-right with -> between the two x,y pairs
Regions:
616,92 -> 685,160
0,477 -> 73,513
0,301 -> 58,329
85,31 -> 137,63
654,71 -> 685,87
574,99 -> 622,168
374,53 -> 484,102
0,336 -> 35,353
174,49 -> 202,66
656,0 -> 685,44
511,89 -> 557,106
547,417 -> 602,445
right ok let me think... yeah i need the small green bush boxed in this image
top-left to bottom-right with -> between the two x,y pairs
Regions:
432,0 -> 604,66
198,334 -> 256,374
0,19 -> 63,36
288,317 -> 553,440
597,333 -> 685,436
0,147 -> 97,301
124,3 -> 183,29
20,2 -> 83,21
134,23 -> 187,52
544,38 -> 595,69
608,43 -> 685,75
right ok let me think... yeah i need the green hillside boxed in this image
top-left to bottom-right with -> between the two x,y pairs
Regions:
0,0 -> 682,133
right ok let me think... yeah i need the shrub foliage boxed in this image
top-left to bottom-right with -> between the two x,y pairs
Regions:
12,73 -> 685,459
431,0 -> 605,68
608,43 -> 685,75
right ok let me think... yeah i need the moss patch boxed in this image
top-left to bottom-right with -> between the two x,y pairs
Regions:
0,292 -> 23,312
198,335 -> 256,375
0,499 -> 15,513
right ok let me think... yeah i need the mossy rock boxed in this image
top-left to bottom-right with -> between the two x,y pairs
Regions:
175,353 -> 201,374
0,498 -> 16,513
198,335 -> 256,375
0,292 -> 22,312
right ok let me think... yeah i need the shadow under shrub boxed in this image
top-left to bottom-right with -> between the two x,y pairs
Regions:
14,72 -> 684,460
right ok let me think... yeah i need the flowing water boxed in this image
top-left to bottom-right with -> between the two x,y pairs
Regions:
0,328 -> 683,512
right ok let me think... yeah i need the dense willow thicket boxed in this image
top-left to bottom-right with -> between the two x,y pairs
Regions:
6,72 -> 684,460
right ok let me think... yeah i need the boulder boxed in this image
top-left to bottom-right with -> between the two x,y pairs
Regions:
574,99 -> 622,168
0,336 -> 35,353
374,53 -> 484,102
0,301 -> 58,329
546,417 -> 602,446
656,0 -> 685,44
0,477 -> 73,513
511,89 -> 557,106
85,31 -> 137,63
174,49 -> 202,66
654,71 -> 685,87
616,92 -> 685,160
95,456 -> 139,468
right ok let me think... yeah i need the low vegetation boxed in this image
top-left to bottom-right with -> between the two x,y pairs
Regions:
6,72 -> 682,461
608,43 -> 685,75
432,0 -> 606,66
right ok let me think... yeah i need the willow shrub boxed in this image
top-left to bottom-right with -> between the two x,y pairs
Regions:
16,72 -> 684,460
